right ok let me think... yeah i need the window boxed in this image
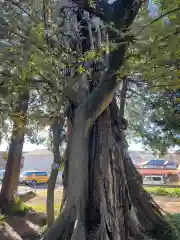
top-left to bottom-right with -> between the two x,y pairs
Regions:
35,172 -> 47,176
152,177 -> 162,181
145,177 -> 152,181
23,172 -> 33,176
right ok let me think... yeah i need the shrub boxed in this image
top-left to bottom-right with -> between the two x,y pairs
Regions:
9,197 -> 31,216
0,214 -> 4,224
167,213 -> 180,239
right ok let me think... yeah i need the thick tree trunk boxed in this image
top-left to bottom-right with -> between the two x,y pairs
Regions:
0,89 -> 29,213
42,100 -> 174,240
43,108 -> 144,240
47,116 -> 64,229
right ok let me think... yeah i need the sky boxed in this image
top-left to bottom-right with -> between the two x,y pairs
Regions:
0,140 -> 144,152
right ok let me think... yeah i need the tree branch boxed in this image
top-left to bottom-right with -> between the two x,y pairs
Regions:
85,45 -> 126,127
78,0 -> 142,127
4,0 -> 40,23
119,78 -> 128,117
137,7 -> 180,36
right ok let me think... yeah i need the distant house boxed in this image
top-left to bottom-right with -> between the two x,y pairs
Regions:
128,150 -> 180,168
23,149 -> 53,173
138,168 -> 180,177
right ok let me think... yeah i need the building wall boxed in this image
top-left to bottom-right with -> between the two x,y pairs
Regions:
23,155 -> 53,173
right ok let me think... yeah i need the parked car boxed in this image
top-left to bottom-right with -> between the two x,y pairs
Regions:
0,170 -> 5,182
143,175 -> 166,185
19,170 -> 49,185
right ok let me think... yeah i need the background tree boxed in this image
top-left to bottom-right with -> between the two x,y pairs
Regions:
0,0 -> 65,210
46,113 -> 66,228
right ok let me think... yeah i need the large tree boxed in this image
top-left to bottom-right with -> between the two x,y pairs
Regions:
42,1 -> 177,240
0,0 -> 179,239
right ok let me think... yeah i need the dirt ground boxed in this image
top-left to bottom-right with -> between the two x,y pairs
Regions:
0,189 -> 180,239
0,189 -> 63,240
154,196 -> 180,214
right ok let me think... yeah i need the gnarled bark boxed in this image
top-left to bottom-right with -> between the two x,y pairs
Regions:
109,99 -> 174,239
43,107 -> 144,240
43,97 -> 174,240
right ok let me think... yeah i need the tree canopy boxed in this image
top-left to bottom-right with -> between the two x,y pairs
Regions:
0,0 -> 179,153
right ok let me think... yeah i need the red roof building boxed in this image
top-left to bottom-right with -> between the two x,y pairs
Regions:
138,167 -> 180,176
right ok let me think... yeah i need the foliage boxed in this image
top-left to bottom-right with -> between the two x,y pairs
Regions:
126,85 -> 180,155
2,152 -> 8,161
124,0 -> 180,154
126,0 -> 180,84
0,0 -> 179,154
0,214 -> 4,224
167,214 -> 180,239
8,197 -> 31,216
0,0 -> 68,145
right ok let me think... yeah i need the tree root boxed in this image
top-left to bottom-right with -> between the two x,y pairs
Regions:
71,219 -> 86,240
42,207 -> 75,240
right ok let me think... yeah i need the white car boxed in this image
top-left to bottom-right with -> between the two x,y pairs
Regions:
143,175 -> 165,185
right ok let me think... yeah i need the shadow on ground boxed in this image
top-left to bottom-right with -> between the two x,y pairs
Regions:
0,192 -> 47,240
0,210 -> 46,240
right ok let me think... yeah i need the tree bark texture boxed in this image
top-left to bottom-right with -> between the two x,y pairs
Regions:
0,89 -> 29,212
47,116 -> 65,228
109,100 -> 175,240
43,98 -> 174,240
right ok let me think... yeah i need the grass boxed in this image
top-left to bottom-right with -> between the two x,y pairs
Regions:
26,202 -> 60,218
145,187 -> 180,197
24,189 -> 62,218
24,191 -> 61,232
